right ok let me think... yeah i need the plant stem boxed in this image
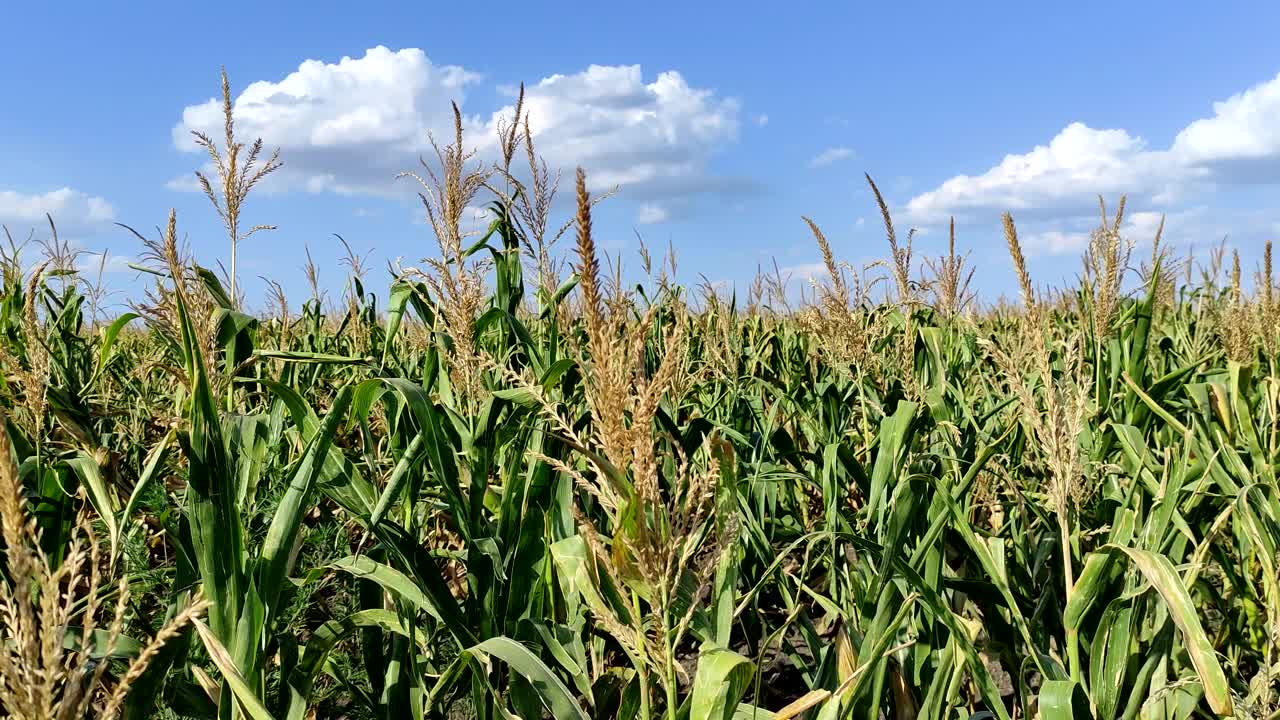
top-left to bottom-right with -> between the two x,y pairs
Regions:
634,591 -> 652,720
663,614 -> 679,720
1060,512 -> 1081,686
229,239 -> 237,311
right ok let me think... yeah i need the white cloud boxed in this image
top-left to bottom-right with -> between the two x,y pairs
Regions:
173,47 -> 741,201
755,114 -> 769,127
855,216 -> 866,227
636,203 -> 669,224
808,146 -> 854,168
76,251 -> 138,275
164,175 -> 201,192
479,65 -> 739,194
1019,208 -> 1203,257
1171,71 -> 1280,181
0,188 -> 115,234
779,261 -> 827,283
904,123 -> 1182,223
906,72 -> 1280,225
1123,211 -> 1166,244
174,47 -> 479,196
1024,230 -> 1091,256
459,204 -> 493,235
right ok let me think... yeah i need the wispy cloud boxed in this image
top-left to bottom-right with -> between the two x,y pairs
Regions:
1023,230 -> 1091,256
779,261 -> 827,282
76,250 -> 138,275
636,203 -> 669,225
808,147 -> 854,168
1021,207 -> 1207,257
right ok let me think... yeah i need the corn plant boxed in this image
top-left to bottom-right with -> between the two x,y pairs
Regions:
5,70 -> 1280,720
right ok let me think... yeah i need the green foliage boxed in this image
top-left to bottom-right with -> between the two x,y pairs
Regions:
2,140 -> 1277,720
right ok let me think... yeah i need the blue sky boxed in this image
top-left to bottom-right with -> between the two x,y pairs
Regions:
4,1 -> 1280,310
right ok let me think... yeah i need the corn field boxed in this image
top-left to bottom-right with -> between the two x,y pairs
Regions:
1,75 -> 1279,720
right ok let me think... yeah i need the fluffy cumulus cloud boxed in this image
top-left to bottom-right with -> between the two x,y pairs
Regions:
1170,71 -> 1280,181
0,188 -> 115,234
173,47 -> 741,200
904,124 -> 1183,224
174,47 -> 480,195
808,146 -> 854,168
487,65 -> 739,194
1123,210 -> 1168,244
905,71 -> 1280,225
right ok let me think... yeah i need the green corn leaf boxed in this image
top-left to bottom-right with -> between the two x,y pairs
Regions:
372,522 -> 476,647
540,274 -> 579,320
690,649 -> 755,720
1089,598 -> 1133,720
382,280 -> 413,366
93,311 -> 139,380
63,451 -> 121,560
192,619 -> 277,720
285,609 -> 416,720
328,555 -> 440,622
120,429 -> 173,529
466,637 -> 590,720
255,378 -> 377,519
1066,545 -> 1231,716
528,621 -> 595,704
1040,680 -> 1091,720
254,349 -> 369,364
491,386 -> 540,407
258,385 -> 353,619
369,427 -> 427,526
